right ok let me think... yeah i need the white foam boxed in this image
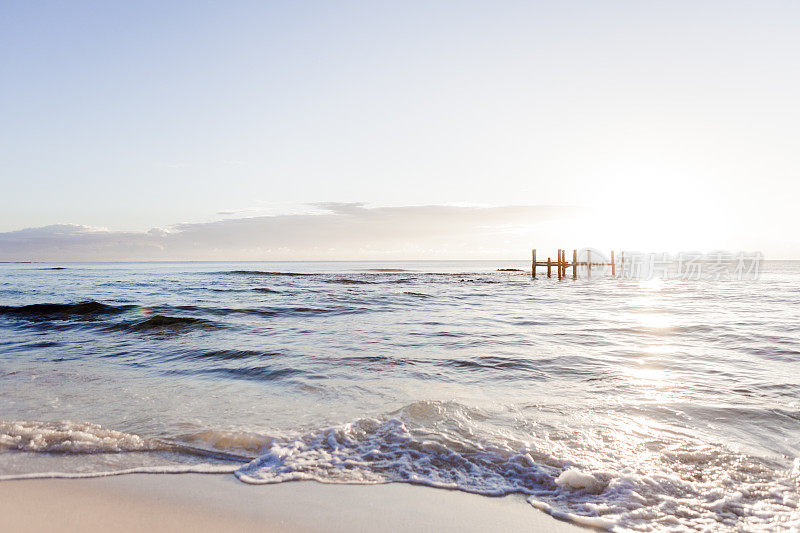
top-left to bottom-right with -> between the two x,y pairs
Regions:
529,499 -> 616,530
234,416 -> 557,496
231,402 -> 800,532
0,420 -> 156,453
555,468 -> 609,493
2,407 -> 798,532
0,420 -> 250,481
0,464 -> 238,481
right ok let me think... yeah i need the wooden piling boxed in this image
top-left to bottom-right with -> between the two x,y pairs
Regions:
556,250 -> 560,279
528,247 -> 620,281
587,250 -> 592,276
558,248 -> 561,279
557,249 -> 562,280
557,249 -> 560,279
565,250 -> 569,278
573,249 -> 577,280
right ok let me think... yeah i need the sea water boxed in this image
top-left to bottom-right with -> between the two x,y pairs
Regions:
0,261 -> 798,531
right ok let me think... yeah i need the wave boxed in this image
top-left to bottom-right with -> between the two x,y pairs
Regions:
2,405 -> 797,531
228,270 -> 312,276
107,315 -> 216,332
169,304 -> 370,318
251,287 -> 281,293
234,401 -> 561,492
0,301 -> 135,320
322,278 -> 374,285
336,355 -> 417,367
0,464 -> 238,481
0,420 -> 252,464
0,420 -> 159,454
437,356 -> 545,375
187,349 -> 275,361
227,269 -> 514,280
182,366 -> 305,382
151,348 -> 285,367
0,302 -> 221,334
232,401 -> 799,531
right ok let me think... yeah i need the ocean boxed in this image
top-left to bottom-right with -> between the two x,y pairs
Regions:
0,261 -> 798,531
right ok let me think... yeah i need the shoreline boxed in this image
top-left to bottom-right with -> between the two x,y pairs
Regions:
0,473 -> 588,532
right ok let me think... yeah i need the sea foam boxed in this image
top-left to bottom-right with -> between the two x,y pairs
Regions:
1,406 -> 798,531
231,401 -> 800,532
0,420 -> 155,453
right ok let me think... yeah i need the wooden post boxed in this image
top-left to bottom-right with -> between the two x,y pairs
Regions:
547,257 -> 551,277
532,249 -> 536,278
557,249 -> 562,280
573,249 -> 577,280
556,248 -> 561,277
556,248 -> 561,279
556,249 -> 560,279
620,251 -> 624,276
611,250 -> 615,276
587,250 -> 592,277
556,250 -> 560,279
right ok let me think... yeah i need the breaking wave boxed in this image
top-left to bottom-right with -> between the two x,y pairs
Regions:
1,402 -> 798,531
232,401 -> 799,531
0,301 -> 135,320
0,420 -> 158,453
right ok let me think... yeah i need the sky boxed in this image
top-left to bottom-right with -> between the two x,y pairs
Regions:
1,1 -> 799,260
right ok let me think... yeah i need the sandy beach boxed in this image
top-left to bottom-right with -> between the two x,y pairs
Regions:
0,474 -> 586,532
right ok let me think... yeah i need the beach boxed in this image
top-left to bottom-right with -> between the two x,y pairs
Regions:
4,0 -> 799,528
1,261 -> 798,531
0,474 -> 585,532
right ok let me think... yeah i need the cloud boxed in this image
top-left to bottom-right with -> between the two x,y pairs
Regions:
311,202 -> 368,215
0,204 -> 586,261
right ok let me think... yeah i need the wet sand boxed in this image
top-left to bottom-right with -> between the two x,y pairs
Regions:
0,474 -> 587,532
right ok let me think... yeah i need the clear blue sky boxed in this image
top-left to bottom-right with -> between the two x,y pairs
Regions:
1,1 -> 798,258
